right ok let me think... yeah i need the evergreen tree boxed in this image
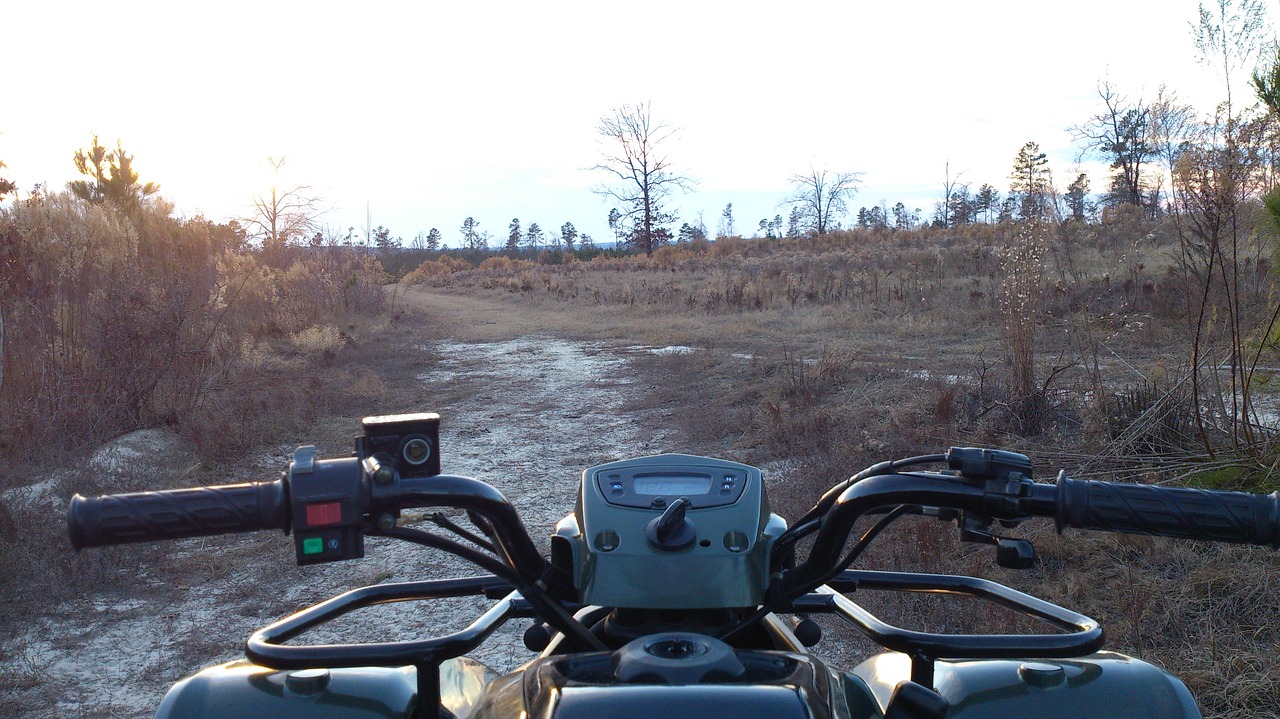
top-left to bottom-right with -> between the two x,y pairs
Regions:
1009,141 -> 1051,220
560,222 -> 578,250
975,184 -> 1001,223
892,202 -> 911,229
0,160 -> 15,199
1065,173 -> 1091,222
948,184 -> 976,226
373,225 -> 400,252
426,228 -> 441,251
68,135 -> 159,213
787,206 -> 803,237
525,222 -> 544,252
607,208 -> 623,244
460,217 -> 483,250
507,218 -> 521,252
719,203 -> 734,237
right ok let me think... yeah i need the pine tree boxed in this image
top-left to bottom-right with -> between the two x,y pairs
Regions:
507,218 -> 521,252
560,222 -> 578,251
1009,141 -> 1051,220
525,222 -> 543,252
1065,173 -> 1091,222
460,217 -> 483,249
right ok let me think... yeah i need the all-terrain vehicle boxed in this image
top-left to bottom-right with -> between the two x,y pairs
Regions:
68,412 -> 1280,718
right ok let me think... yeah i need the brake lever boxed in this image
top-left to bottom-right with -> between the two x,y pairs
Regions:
959,513 -> 1037,569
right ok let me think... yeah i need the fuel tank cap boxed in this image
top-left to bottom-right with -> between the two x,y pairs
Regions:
1018,662 -> 1066,688
285,668 -> 331,694
614,632 -> 745,684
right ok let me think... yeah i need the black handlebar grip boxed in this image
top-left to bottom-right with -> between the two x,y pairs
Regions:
68,480 -> 289,549
1056,473 -> 1280,548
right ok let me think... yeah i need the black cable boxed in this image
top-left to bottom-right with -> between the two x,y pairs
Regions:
722,505 -> 918,643
376,525 -> 608,653
791,454 -> 946,529
377,526 -> 521,585
466,509 -> 498,545
808,504 -> 918,593
427,512 -> 497,553
770,517 -> 820,572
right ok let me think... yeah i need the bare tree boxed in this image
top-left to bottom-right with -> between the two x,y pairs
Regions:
591,103 -> 693,255
786,166 -> 862,236
243,157 -> 326,250
937,160 -> 965,229
1193,0 -> 1269,117
1148,85 -> 1201,210
1071,81 -> 1156,210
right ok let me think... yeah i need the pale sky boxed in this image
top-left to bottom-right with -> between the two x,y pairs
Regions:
1,0 -> 1263,246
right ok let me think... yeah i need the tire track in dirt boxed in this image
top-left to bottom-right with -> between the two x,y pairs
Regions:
2,335 -> 680,717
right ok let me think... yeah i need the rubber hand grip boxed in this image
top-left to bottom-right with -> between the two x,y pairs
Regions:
1056,474 -> 1280,548
68,480 -> 289,548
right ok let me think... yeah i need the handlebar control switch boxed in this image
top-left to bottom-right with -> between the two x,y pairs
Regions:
946,447 -> 1033,483
288,448 -> 366,565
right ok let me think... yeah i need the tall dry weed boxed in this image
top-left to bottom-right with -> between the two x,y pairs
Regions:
998,221 -> 1048,433
0,193 -> 387,466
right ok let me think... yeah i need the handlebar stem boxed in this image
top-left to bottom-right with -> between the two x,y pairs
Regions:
391,475 -> 549,585
782,473 -> 990,595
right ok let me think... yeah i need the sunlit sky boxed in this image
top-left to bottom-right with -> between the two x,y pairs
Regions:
1,0 -> 1265,246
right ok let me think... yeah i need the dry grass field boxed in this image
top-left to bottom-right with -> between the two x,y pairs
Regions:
401,216 -> 1280,718
3,207 -> 1279,717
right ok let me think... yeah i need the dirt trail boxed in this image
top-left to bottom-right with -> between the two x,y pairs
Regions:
2,316 -> 685,717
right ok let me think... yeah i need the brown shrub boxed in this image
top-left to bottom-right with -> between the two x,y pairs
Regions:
0,194 -> 388,467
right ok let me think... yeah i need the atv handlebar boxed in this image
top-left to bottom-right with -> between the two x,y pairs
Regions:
67,446 -> 1280,622
780,468 -> 1280,597
68,480 -> 290,548
1052,473 -> 1280,547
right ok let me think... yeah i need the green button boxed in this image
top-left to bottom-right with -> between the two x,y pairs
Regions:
302,537 -> 324,555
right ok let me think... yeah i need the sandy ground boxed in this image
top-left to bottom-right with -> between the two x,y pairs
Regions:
1,333 -> 691,718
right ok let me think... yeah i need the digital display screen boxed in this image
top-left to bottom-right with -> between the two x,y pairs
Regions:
633,474 -> 713,496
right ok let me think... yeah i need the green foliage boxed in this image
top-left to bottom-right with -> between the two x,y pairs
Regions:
460,216 -> 483,250
525,222 -> 544,251
1252,47 -> 1280,116
1065,173 -> 1091,222
372,225 -> 399,251
0,159 -> 15,199
1262,185 -> 1280,236
67,135 -> 159,213
560,221 -> 578,250
1009,142 -> 1050,220
507,218 -> 521,251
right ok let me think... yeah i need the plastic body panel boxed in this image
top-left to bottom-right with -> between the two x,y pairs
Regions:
154,657 -> 493,719
470,650 -> 840,719
556,453 -> 786,609
847,651 -> 1203,719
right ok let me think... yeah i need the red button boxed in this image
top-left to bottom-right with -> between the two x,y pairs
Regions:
305,502 -> 343,526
